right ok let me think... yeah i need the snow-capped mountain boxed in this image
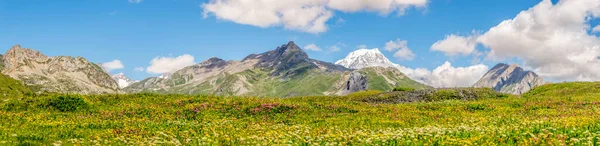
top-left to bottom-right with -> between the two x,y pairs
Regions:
334,48 -> 397,69
111,73 -> 137,88
335,48 -> 432,85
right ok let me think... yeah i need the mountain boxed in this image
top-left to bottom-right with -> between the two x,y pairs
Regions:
472,63 -> 546,95
126,41 -> 428,97
334,48 -> 430,89
111,73 -> 137,89
335,48 -> 397,69
1,45 -> 119,94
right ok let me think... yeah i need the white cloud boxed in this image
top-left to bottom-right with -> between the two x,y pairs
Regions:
431,34 -> 478,56
101,60 -> 124,72
328,0 -> 427,15
384,38 -> 415,60
357,44 -> 368,49
328,45 -> 341,52
201,0 -> 427,33
304,44 -> 322,51
398,62 -> 489,88
593,25 -> 600,33
128,0 -> 143,4
202,0 -> 332,34
146,54 -> 196,74
431,0 -> 600,81
476,0 -> 600,81
134,67 -> 145,72
327,42 -> 345,53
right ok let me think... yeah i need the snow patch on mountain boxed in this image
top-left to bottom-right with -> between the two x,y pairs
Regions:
111,73 -> 138,88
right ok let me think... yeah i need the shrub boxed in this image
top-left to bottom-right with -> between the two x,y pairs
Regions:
48,95 -> 88,112
465,103 -> 488,112
392,87 -> 415,92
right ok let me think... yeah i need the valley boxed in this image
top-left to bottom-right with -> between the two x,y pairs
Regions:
0,42 -> 595,145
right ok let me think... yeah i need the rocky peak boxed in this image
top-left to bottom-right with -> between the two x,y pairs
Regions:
3,44 -> 50,70
473,63 -> 545,94
198,57 -> 228,68
1,45 -> 119,94
244,41 -> 315,76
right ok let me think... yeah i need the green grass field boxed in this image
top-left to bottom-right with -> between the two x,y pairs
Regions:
1,82 -> 600,145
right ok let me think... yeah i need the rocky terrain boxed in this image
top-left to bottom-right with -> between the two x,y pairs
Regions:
1,45 -> 119,94
126,42 -> 428,97
473,63 -> 546,95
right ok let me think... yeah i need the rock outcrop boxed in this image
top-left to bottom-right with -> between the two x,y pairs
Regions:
473,63 -> 546,95
341,71 -> 368,94
1,45 -> 119,94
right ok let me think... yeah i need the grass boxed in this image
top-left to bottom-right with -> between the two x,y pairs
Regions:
359,67 -> 430,91
1,82 -> 600,145
0,73 -> 30,97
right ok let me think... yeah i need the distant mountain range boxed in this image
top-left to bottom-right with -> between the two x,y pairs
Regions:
0,42 -> 546,96
124,41 -> 429,97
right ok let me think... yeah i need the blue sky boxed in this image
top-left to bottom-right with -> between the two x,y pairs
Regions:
1,0 -> 599,86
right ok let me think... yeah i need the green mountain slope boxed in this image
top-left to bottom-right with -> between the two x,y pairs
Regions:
523,82 -> 600,98
357,67 -> 429,91
0,73 -> 30,97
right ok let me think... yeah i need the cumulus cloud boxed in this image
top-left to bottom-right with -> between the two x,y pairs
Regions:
101,60 -> 124,72
202,0 -> 332,34
431,34 -> 478,56
398,62 -> 489,88
128,0 -> 143,4
328,45 -> 341,52
432,0 -> 600,81
478,0 -> 600,81
593,25 -> 600,33
134,67 -> 145,72
201,0 -> 427,33
328,0 -> 427,15
327,42 -> 346,53
146,54 -> 196,74
384,38 -> 415,60
304,44 -> 323,51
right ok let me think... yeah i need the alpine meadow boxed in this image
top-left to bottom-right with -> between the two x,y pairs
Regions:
2,0 -> 600,145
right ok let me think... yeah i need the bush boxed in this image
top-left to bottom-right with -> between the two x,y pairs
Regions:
48,95 -> 88,112
392,87 -> 415,92
465,103 -> 488,112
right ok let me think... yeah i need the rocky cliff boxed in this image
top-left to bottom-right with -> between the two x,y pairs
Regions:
472,63 -> 545,95
1,45 -> 119,94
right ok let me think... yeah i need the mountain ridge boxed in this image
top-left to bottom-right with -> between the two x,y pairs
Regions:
1,45 -> 119,94
126,41 -> 427,97
473,63 -> 546,94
